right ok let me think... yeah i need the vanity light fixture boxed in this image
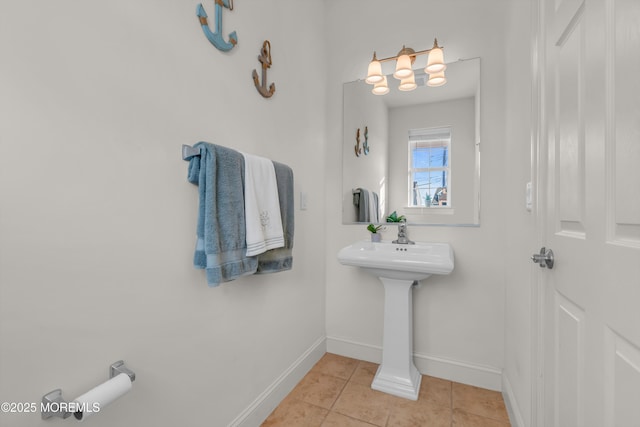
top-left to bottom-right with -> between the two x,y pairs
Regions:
366,38 -> 446,95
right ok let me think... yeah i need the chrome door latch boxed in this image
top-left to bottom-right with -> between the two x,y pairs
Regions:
531,247 -> 554,269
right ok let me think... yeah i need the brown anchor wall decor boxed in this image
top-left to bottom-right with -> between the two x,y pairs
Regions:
252,40 -> 276,98
354,128 -> 362,157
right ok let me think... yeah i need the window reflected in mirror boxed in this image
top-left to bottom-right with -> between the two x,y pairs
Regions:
408,127 -> 451,208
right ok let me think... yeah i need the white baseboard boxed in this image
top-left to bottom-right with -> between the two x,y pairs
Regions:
326,336 -> 503,391
229,336 -> 326,427
502,374 -> 526,427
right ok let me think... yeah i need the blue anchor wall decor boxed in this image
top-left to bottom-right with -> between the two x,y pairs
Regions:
252,40 -> 276,98
363,126 -> 370,155
196,0 -> 237,52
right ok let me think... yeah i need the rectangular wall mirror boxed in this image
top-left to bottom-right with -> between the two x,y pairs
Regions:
342,57 -> 481,226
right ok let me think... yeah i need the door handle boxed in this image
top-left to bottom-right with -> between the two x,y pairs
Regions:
531,247 -> 554,269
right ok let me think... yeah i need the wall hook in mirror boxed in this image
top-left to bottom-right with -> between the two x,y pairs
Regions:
252,40 -> 276,98
363,126 -> 369,155
354,128 -> 361,157
196,1 -> 237,52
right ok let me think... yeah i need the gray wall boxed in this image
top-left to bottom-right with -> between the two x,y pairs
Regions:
324,0 -> 510,390
503,1 -> 536,425
0,1 -> 327,426
0,1 -> 538,426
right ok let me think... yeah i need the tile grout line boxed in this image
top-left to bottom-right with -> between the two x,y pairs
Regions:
326,358 -> 358,412
332,359 -> 388,427
353,360 -> 391,427
327,376 -> 349,412
450,381 -> 454,427
317,405 -> 330,427
279,355 -> 357,426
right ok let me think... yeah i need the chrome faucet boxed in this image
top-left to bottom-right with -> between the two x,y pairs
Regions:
392,220 -> 415,245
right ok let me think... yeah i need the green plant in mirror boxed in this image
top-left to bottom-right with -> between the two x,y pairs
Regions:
386,211 -> 406,223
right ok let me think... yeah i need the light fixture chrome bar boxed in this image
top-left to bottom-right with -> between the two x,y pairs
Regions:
375,39 -> 444,63
366,38 -> 445,94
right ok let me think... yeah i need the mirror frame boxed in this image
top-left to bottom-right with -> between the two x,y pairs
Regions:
341,58 -> 481,227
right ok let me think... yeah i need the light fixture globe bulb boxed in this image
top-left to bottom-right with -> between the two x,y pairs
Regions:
372,76 -> 389,95
393,54 -> 413,80
399,75 -> 417,91
427,70 -> 447,87
365,54 -> 383,84
425,44 -> 446,74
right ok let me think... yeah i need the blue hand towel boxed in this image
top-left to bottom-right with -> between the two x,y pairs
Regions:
256,161 -> 295,273
188,142 -> 257,286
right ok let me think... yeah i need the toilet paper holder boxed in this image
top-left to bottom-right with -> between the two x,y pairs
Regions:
41,360 -> 136,420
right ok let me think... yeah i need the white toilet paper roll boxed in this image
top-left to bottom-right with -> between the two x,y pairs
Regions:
72,373 -> 132,421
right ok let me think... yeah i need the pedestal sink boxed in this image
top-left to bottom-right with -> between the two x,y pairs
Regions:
337,240 -> 454,400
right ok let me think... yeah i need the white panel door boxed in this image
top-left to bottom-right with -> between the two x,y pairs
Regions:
539,0 -> 640,426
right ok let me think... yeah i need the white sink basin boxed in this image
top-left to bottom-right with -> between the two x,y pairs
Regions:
337,240 -> 454,281
337,239 -> 454,400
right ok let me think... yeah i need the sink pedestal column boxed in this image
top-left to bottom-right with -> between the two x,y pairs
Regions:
371,277 -> 421,400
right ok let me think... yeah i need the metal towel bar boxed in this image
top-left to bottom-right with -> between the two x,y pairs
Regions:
182,144 -> 202,160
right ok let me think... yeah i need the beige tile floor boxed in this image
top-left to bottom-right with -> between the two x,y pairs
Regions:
262,353 -> 511,427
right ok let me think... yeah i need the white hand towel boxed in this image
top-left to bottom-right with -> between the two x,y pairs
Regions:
368,191 -> 379,223
242,153 -> 285,256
